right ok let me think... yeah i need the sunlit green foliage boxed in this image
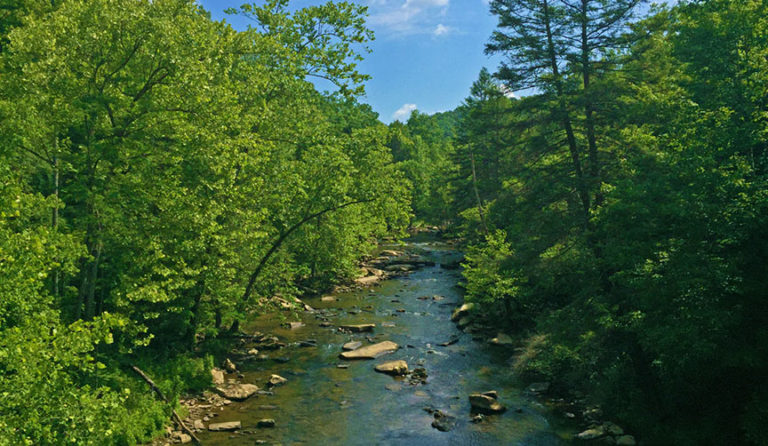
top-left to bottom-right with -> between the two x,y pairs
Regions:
0,0 -> 408,443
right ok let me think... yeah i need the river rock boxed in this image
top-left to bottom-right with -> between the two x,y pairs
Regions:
193,419 -> 205,430
457,316 -> 472,329
490,333 -> 514,345
256,419 -> 276,428
381,250 -> 402,257
208,421 -> 241,431
469,392 -> 506,414
223,358 -> 237,373
616,435 -> 636,446
575,426 -> 606,440
267,374 -> 287,387
374,360 -> 408,376
385,264 -> 415,272
451,303 -> 475,321
343,341 -> 363,351
171,431 -> 192,443
340,324 -> 375,333
284,321 -> 304,330
216,383 -> 259,401
431,410 -> 457,432
211,368 -> 226,385
355,275 -> 380,286
321,296 -> 336,302
340,341 -> 399,360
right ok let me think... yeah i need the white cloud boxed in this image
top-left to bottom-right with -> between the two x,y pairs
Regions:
393,103 -> 418,121
368,0 -> 452,37
498,84 -> 518,99
433,24 -> 451,36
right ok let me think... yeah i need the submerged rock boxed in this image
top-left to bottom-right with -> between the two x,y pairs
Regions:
469,392 -> 506,414
374,360 -> 408,376
431,410 -> 457,432
339,341 -> 399,360
343,341 -> 363,351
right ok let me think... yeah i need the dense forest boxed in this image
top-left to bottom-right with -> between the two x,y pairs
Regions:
0,0 -> 410,443
398,0 -> 768,444
1,0 -> 767,444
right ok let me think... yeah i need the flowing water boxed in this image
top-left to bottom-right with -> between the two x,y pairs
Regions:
197,238 -> 572,445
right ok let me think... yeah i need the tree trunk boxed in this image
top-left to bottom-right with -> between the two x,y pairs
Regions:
543,0 -> 590,222
581,0 -> 602,208
469,151 -> 489,235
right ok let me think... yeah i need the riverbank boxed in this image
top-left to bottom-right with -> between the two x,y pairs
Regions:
154,236 -> 572,445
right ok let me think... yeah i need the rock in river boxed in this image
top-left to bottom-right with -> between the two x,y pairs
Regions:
211,368 -> 226,385
374,360 -> 409,376
451,303 -> 475,321
430,410 -> 457,432
216,383 -> 259,401
340,324 -> 375,333
208,421 -> 241,431
223,358 -> 237,373
343,341 -> 363,351
469,392 -> 506,414
340,341 -> 399,360
257,419 -> 276,428
267,374 -> 287,387
575,426 -> 605,440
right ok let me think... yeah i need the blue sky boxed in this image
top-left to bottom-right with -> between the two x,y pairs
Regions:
198,0 -> 501,122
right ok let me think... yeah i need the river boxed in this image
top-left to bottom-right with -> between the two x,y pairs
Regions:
196,237 -> 572,445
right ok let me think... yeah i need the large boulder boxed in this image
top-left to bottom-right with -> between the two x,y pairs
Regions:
451,303 -> 475,321
374,360 -> 408,376
216,383 -> 259,401
469,392 -> 506,414
340,341 -> 399,360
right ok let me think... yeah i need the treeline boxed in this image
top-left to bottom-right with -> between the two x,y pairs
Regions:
0,0 -> 410,443
398,0 -> 768,444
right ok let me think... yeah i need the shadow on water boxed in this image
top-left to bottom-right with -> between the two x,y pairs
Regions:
197,238 -> 573,445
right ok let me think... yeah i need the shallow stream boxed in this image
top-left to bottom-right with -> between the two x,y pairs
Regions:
197,238 -> 571,445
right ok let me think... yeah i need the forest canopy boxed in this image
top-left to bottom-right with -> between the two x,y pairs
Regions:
1,0 -> 767,444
